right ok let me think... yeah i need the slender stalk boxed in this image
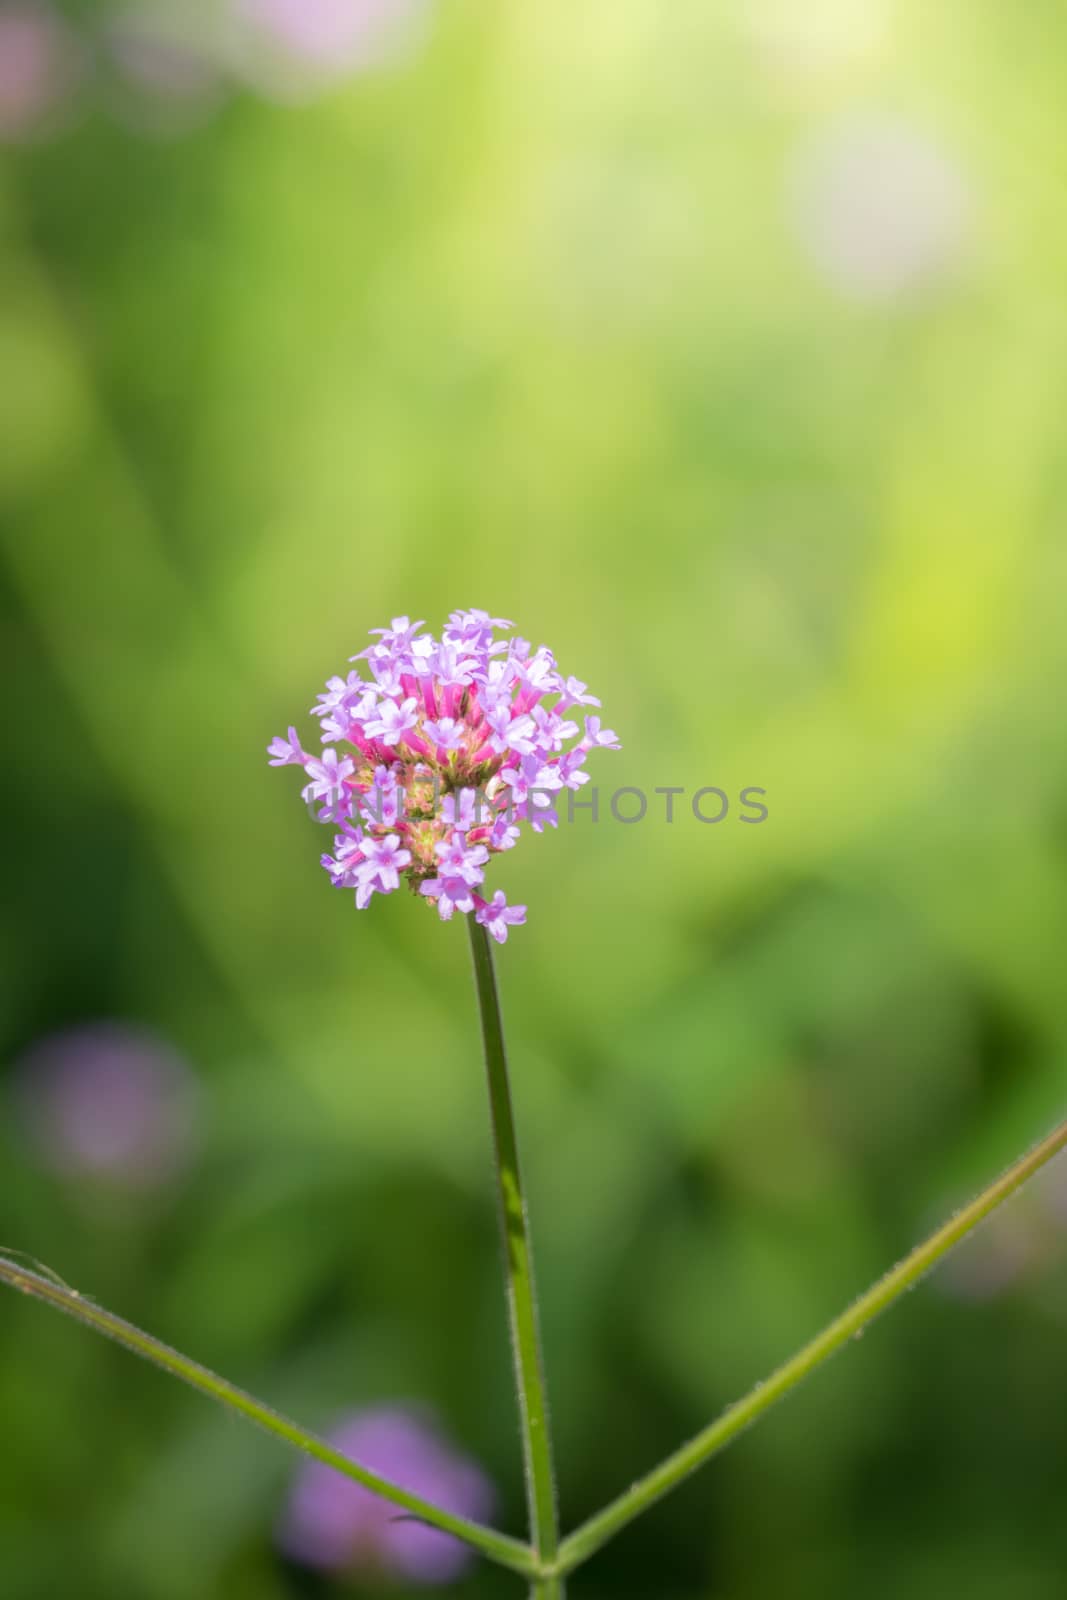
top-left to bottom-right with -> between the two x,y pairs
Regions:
0,1255 -> 536,1581
556,1116 -> 1067,1576
468,919 -> 561,1584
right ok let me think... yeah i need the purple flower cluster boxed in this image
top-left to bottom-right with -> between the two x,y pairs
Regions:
279,1405 -> 494,1585
269,610 -> 619,941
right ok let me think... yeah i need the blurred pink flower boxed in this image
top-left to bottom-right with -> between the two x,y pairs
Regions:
234,0 -> 428,95
279,1405 -> 495,1584
14,1021 -> 199,1188
789,116 -> 973,303
0,4 -> 83,139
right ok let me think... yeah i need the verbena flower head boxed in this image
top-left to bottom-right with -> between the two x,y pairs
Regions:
269,611 -> 620,941
279,1405 -> 494,1584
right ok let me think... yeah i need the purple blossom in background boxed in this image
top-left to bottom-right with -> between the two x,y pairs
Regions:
0,0 -> 434,145
13,1022 -> 199,1188
268,610 -> 620,940
0,4 -> 83,140
234,0 -> 429,97
789,115 -> 973,304
279,1406 -> 494,1584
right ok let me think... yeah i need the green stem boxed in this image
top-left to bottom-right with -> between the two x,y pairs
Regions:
0,1255 -> 535,1581
468,919 -> 561,1580
556,1116 -> 1067,1576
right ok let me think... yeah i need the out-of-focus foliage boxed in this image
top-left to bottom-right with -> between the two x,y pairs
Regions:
2,1 -> 1067,1596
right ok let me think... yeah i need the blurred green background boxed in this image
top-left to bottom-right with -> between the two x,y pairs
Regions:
2,0 -> 1067,1596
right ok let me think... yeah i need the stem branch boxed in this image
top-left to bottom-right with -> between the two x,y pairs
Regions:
0,1255 -> 535,1580
557,1116 -> 1067,1575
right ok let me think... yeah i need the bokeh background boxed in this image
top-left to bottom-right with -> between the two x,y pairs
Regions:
2,1 -> 1067,1596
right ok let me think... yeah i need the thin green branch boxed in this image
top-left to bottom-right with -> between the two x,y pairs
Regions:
0,1256 -> 536,1581
556,1116 -> 1067,1577
468,919 -> 561,1578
